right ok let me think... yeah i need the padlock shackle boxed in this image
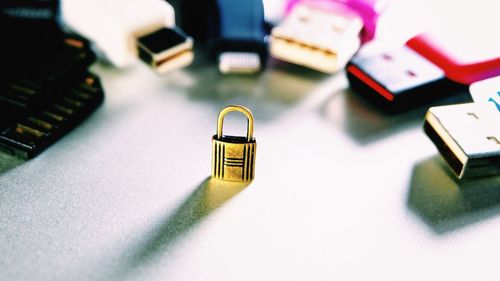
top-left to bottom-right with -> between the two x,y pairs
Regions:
217,105 -> 254,141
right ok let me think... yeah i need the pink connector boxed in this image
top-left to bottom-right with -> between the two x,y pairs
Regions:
285,0 -> 388,43
269,0 -> 389,73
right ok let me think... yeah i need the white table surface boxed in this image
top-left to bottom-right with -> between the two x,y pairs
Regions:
1,0 -> 500,280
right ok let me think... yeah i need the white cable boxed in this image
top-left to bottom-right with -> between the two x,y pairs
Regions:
61,0 -> 192,73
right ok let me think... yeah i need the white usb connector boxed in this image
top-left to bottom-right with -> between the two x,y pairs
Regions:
61,0 -> 193,73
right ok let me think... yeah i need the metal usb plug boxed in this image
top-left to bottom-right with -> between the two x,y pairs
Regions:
424,103 -> 500,179
136,27 -> 194,74
218,52 -> 261,74
270,2 -> 363,73
62,0 -> 194,73
212,0 -> 268,74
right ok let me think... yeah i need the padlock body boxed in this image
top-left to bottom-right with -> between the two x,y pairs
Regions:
212,135 -> 256,181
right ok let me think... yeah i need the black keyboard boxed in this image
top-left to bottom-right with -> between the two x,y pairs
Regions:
0,35 -> 104,159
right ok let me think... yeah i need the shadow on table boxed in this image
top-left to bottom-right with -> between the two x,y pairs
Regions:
407,156 -> 500,235
320,89 -> 425,145
0,153 -> 24,175
320,88 -> 472,145
129,176 -> 248,266
164,51 -> 328,122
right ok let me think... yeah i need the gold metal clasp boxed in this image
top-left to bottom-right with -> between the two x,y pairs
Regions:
216,105 -> 254,142
212,105 -> 257,182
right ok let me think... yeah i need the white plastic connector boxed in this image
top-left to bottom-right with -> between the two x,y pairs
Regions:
61,0 -> 176,68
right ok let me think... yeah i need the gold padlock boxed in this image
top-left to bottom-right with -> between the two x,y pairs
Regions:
212,105 -> 256,182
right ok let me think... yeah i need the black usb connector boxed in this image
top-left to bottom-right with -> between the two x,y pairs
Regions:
213,0 -> 268,74
346,46 -> 467,113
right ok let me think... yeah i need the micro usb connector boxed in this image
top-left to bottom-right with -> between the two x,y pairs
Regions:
424,103 -> 500,179
136,27 -> 193,74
